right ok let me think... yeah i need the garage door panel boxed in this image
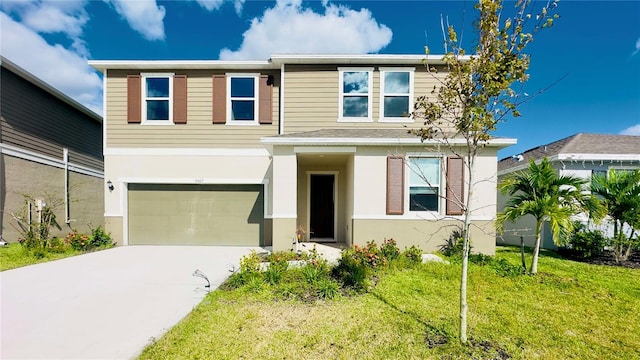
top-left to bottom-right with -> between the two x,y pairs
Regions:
128,184 -> 263,245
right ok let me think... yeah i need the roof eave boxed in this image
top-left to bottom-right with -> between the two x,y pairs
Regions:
88,60 -> 278,73
261,137 -> 516,147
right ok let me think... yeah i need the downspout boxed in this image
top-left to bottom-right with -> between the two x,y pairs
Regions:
279,63 -> 285,135
63,148 -> 71,224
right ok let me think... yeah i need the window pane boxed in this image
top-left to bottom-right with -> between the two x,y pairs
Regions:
146,78 -> 169,97
343,71 -> 369,94
343,96 -> 368,117
384,96 -> 409,117
231,77 -> 255,97
384,72 -> 410,93
231,100 -> 255,120
410,187 -> 438,211
409,158 -> 440,185
146,100 -> 169,120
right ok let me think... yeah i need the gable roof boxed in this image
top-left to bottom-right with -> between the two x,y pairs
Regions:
498,133 -> 640,173
1,56 -> 102,124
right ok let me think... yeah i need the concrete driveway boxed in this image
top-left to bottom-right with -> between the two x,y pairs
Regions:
1,245 -> 262,359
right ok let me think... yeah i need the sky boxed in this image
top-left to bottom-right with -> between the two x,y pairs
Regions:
1,0 -> 639,159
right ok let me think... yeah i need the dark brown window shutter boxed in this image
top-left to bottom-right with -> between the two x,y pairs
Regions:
127,75 -> 141,123
258,75 -> 272,124
386,156 -> 404,215
446,156 -> 464,215
173,75 -> 187,124
212,75 -> 226,124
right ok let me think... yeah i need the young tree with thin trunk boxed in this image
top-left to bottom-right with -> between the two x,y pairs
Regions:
411,0 -> 559,344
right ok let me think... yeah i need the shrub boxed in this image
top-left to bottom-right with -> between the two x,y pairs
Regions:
90,226 -> 113,248
65,230 -> 91,251
469,254 -> 523,277
301,262 -> 329,284
332,248 -> 370,292
47,237 -> 68,253
380,238 -> 400,261
239,250 -> 261,273
316,279 -> 341,300
402,245 -> 423,266
563,224 -> 609,259
264,257 -> 288,285
439,228 -> 466,257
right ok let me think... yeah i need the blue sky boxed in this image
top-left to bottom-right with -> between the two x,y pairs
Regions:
1,0 -> 639,158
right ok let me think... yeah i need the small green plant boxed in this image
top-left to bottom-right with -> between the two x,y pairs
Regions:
402,245 -> 423,265
90,225 -> 113,248
439,228 -> 466,257
263,257 -> 288,285
239,250 -> 261,273
380,238 -> 400,261
65,230 -> 91,251
316,279 -> 341,300
332,248 -> 370,292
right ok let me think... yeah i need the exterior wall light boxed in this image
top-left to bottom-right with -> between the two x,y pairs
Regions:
107,180 -> 114,191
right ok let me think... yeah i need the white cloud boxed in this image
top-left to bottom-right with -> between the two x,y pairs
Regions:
1,0 -> 90,55
633,37 -> 640,56
0,11 -> 103,114
107,0 -> 166,41
195,0 -> 244,15
620,124 -> 640,136
219,0 -> 392,60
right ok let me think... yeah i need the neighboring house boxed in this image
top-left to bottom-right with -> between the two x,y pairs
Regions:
497,133 -> 640,249
0,57 -> 104,243
89,54 -> 515,254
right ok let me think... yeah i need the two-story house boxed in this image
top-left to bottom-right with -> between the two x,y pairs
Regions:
497,133 -> 640,249
1,57 -> 104,243
89,54 -> 515,254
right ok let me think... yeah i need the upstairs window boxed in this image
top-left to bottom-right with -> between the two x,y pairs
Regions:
143,74 -> 173,123
339,68 -> 373,122
380,68 -> 414,122
227,74 -> 259,125
409,157 -> 441,212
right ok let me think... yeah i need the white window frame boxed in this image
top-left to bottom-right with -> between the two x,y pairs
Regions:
379,67 -> 414,123
226,73 -> 260,126
338,67 -> 373,122
141,73 -> 174,125
407,155 -> 442,213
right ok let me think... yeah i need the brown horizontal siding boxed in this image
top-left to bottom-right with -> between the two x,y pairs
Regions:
106,70 -> 280,148
283,64 -> 453,134
0,67 -> 103,170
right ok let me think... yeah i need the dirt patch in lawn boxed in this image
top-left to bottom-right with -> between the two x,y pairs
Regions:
561,250 -> 640,270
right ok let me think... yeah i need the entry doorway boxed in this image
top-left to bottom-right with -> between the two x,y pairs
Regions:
308,173 -> 337,241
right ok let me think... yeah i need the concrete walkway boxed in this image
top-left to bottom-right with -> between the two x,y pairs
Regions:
1,246 -> 262,359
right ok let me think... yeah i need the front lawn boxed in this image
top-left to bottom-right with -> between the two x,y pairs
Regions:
0,243 -> 89,271
139,247 -> 640,359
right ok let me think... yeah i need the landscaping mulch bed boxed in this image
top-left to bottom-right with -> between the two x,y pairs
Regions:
563,250 -> 640,270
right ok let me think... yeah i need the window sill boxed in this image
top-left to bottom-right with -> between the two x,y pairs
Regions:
379,117 -> 413,123
337,117 -> 374,123
225,120 -> 261,126
141,121 -> 175,126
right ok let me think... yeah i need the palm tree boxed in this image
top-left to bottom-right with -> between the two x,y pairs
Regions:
591,169 -> 640,262
497,158 -> 599,274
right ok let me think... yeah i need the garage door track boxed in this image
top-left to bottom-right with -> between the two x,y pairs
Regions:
1,245 -> 261,359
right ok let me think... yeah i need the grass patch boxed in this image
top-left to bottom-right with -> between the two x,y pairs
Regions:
0,243 -> 110,271
138,246 -> 640,359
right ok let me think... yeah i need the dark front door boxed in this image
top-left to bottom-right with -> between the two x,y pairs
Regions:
309,174 -> 335,239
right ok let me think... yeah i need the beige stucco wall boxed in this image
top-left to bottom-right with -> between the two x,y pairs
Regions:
106,70 -> 280,148
1,155 -> 103,242
104,153 -> 271,245
105,216 -> 123,246
272,217 -> 297,251
353,219 -> 496,255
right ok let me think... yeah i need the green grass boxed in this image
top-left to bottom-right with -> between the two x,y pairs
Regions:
0,243 -> 96,271
138,247 -> 640,359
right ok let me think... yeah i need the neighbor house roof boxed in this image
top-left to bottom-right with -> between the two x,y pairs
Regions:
498,133 -> 640,174
1,56 -> 102,123
262,128 -> 516,147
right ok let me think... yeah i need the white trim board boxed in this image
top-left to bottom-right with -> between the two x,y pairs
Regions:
104,147 -> 270,157
1,143 -> 103,178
